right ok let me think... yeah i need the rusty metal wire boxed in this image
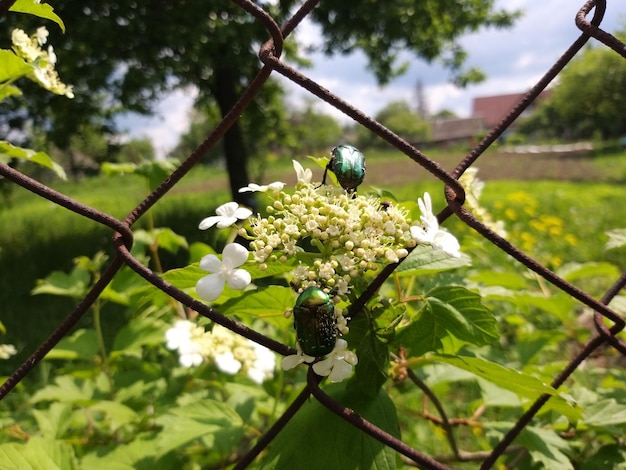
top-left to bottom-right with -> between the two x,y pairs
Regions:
1,0 -> 625,468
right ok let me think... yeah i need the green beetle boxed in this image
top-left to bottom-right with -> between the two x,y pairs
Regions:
322,144 -> 366,193
293,287 -> 337,357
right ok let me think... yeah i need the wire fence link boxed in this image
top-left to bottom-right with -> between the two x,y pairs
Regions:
1,0 -> 625,468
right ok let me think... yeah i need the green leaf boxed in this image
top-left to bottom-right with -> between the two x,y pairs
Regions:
162,264 -> 204,291
88,401 -> 139,431
10,0 -> 66,32
583,398 -> 626,433
580,444 -> 626,470
557,261 -> 620,283
0,141 -> 66,179
344,313 -> 389,399
112,317 -> 168,357
30,375 -> 94,405
468,269 -> 529,289
31,402 -> 73,439
220,286 -> 294,326
0,50 -> 31,82
393,285 -> 497,356
154,399 -> 244,458
80,433 -> 163,470
516,426 -> 574,470
260,382 -> 399,470
45,329 -> 98,361
0,437 -> 78,470
133,228 -> 188,254
189,242 -> 217,263
245,257 -> 298,280
431,354 -> 582,422
31,266 -> 90,299
395,244 -> 471,276
0,84 -> 21,102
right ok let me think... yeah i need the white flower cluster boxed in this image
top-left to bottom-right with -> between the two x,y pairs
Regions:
242,172 -> 417,297
11,27 -> 74,98
165,320 -> 275,383
0,344 -> 17,360
187,157 -> 462,384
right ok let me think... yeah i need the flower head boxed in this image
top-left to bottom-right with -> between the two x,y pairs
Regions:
311,339 -> 358,382
11,27 -> 74,98
293,160 -> 312,184
410,192 -> 461,258
165,320 -> 209,367
196,243 -> 251,301
199,202 -> 252,230
239,182 -> 285,194
0,344 -> 17,360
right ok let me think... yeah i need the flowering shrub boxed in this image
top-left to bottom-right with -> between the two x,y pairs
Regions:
187,159 -> 463,384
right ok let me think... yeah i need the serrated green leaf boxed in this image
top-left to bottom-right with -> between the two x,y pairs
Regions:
0,50 -> 31,82
45,329 -> 98,361
517,426 -> 574,470
260,382 -> 399,470
431,354 -> 582,422
31,266 -> 90,299
0,141 -> 66,179
220,285 -> 294,325
30,375 -> 94,405
31,402 -> 73,439
395,244 -> 471,276
88,401 -> 139,430
583,398 -> 626,432
162,264 -> 204,290
155,399 -> 244,457
0,437 -> 78,470
10,0 -> 65,31
393,285 -> 497,356
245,257 -> 298,280
80,433 -> 162,470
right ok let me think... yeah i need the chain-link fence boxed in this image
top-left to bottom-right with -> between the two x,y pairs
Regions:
1,0 -> 625,468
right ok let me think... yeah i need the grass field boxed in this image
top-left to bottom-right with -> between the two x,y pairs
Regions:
2,147 -> 626,375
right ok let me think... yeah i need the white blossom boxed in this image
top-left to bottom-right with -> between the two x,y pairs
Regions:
410,192 -> 461,258
239,182 -> 285,193
196,243 -> 251,301
311,339 -> 357,383
293,160 -> 312,184
281,344 -> 315,370
199,202 -> 252,230
165,320 -> 207,368
0,344 -> 17,360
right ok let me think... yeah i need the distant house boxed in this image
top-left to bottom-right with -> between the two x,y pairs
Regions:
429,117 -> 485,146
471,91 -> 549,130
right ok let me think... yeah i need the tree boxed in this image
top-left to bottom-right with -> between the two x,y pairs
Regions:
355,101 -> 431,148
519,28 -> 626,141
2,0 -> 518,203
287,103 -> 344,155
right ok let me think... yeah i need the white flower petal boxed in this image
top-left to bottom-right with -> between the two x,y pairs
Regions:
199,254 -> 222,273
282,354 -> 305,370
222,243 -> 250,268
216,201 -> 239,217
214,352 -> 242,374
311,357 -> 334,377
234,207 -> 253,220
226,268 -> 251,290
198,215 -> 222,230
239,183 -> 265,193
215,216 -> 238,228
267,181 -> 286,192
196,273 -> 226,301
293,160 -> 312,183
179,351 -> 203,368
327,359 -> 353,383
432,230 -> 461,258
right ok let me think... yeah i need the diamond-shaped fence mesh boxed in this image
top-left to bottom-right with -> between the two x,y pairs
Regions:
1,0 -> 626,468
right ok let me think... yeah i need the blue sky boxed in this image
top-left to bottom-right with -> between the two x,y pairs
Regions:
119,0 -> 626,158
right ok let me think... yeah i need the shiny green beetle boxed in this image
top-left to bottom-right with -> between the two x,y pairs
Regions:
322,144 -> 366,193
293,287 -> 337,357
